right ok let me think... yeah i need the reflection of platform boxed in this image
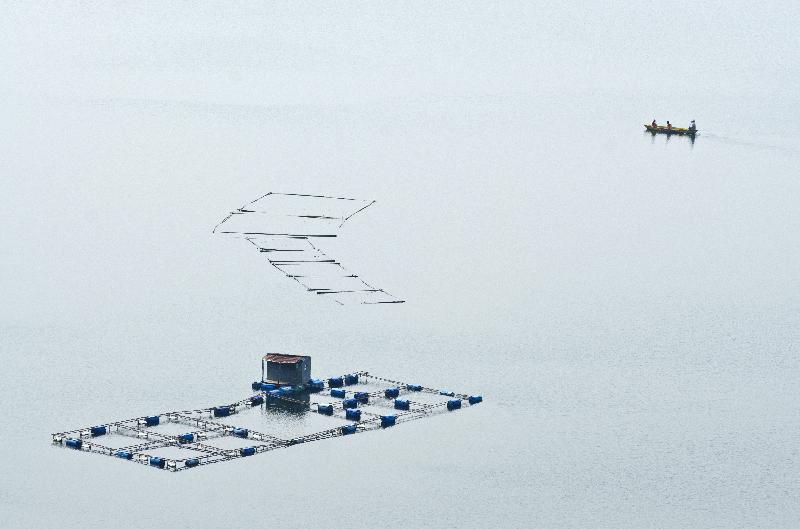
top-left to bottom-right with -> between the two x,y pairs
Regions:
52,372 -> 483,472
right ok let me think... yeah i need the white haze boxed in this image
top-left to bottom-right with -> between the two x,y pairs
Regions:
2,2 -> 799,528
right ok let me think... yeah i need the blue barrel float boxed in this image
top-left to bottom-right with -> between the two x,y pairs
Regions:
468,395 -> 483,405
447,399 -> 462,410
233,428 -> 249,438
341,424 -> 357,435
178,433 -> 194,444
213,406 -> 231,417
184,458 -> 200,468
144,415 -> 160,427
342,398 -> 358,409
394,399 -> 410,411
64,438 -> 82,450
330,388 -> 346,398
407,384 -> 422,392
380,415 -> 396,427
439,390 -> 455,397
90,425 -> 107,437
240,447 -> 256,457
114,450 -> 132,460
308,379 -> 325,392
344,373 -> 359,385
150,456 -> 166,468
249,395 -> 264,407
260,382 -> 277,391
354,391 -> 369,404
345,408 -> 362,421
251,381 -> 262,391
328,376 -> 344,388
384,387 -> 400,399
317,403 -> 334,416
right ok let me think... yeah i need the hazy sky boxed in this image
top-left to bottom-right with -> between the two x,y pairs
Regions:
3,2 -> 798,105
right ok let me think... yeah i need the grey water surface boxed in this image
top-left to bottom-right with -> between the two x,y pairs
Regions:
2,2 -> 799,528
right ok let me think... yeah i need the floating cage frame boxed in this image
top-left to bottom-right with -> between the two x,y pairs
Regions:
213,192 -> 404,305
52,372 -> 482,472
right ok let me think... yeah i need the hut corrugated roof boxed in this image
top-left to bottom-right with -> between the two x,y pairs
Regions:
264,354 -> 306,364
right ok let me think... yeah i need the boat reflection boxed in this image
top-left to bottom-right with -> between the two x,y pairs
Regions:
645,130 -> 696,147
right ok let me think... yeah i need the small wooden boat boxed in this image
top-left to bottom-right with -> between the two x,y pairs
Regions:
644,124 -> 698,136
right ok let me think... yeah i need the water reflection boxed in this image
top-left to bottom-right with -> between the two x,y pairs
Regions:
267,393 -> 310,414
644,130 -> 697,147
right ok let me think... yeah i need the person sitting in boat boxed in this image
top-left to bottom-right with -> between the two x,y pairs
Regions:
651,119 -> 657,127
689,120 -> 696,131
666,121 -> 672,130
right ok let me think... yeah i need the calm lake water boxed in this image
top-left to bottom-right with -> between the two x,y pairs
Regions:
2,3 -> 799,528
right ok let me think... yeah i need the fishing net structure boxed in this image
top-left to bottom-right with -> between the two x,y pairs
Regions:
52,372 -> 482,472
213,192 -> 404,305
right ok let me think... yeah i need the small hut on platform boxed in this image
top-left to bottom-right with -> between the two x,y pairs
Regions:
261,354 -> 311,386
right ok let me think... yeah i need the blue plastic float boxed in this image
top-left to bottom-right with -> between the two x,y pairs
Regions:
90,425 -> 107,437
341,424 -> 357,435
213,406 -> 231,417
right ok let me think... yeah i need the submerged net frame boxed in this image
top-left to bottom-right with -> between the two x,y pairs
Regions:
213,192 -> 404,305
51,372 -> 482,472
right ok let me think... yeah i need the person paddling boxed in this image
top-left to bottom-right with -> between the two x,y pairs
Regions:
652,119 -> 658,127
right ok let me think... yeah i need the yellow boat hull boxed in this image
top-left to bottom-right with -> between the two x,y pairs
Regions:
644,124 -> 697,136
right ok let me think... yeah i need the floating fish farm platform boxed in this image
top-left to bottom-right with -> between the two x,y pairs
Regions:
52,371 -> 482,472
